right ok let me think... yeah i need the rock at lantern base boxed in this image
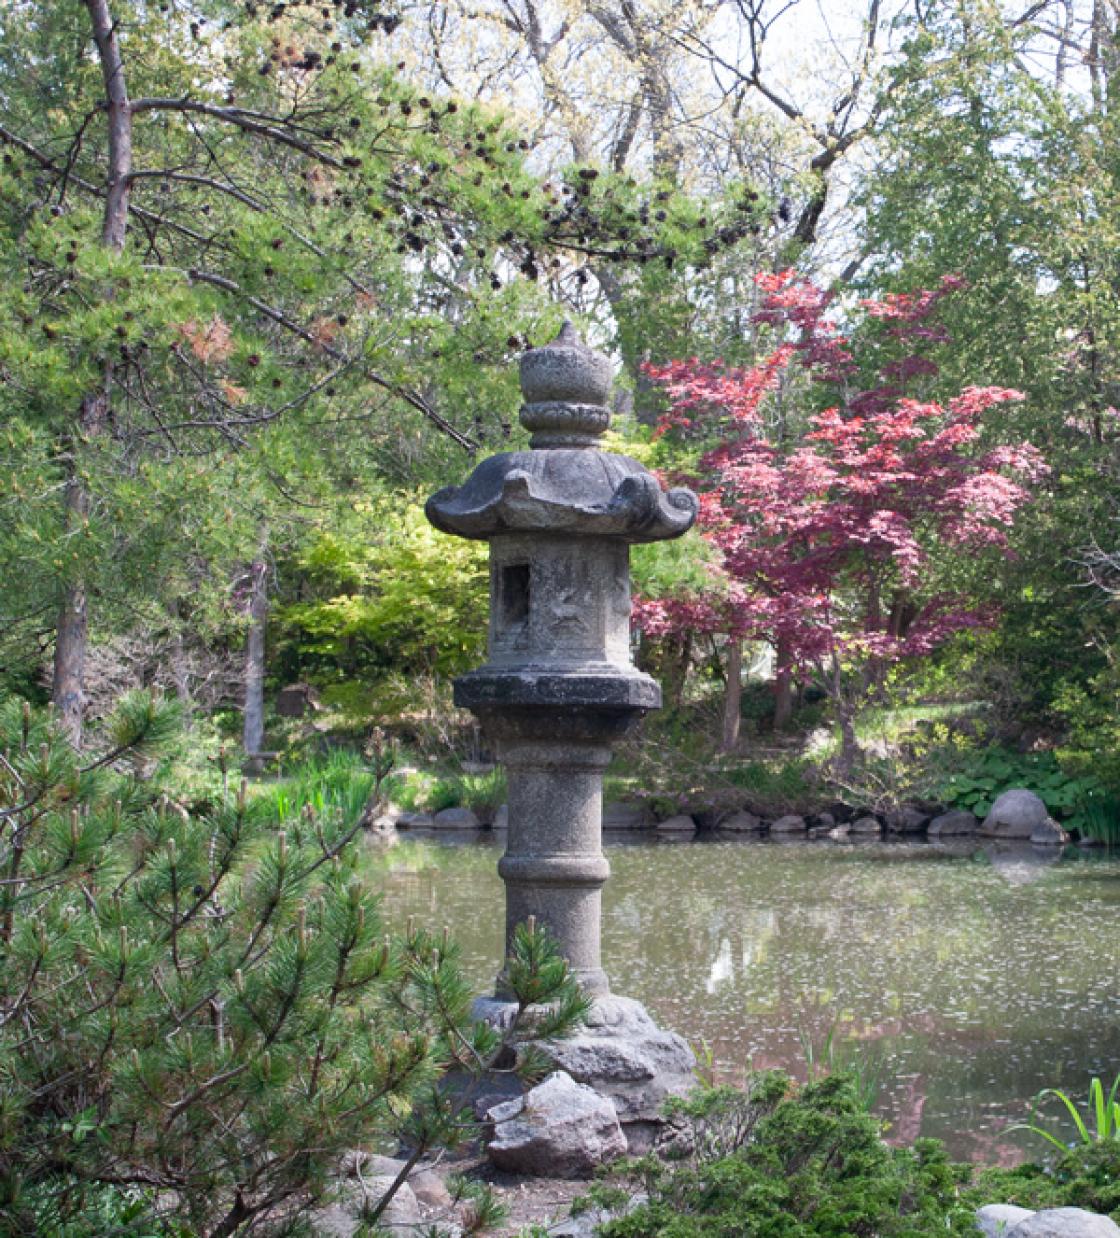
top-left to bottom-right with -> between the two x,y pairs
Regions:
486,1070 -> 626,1178
532,995 -> 696,1131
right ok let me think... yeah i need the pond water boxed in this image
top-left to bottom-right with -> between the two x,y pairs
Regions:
370,833 -> 1120,1164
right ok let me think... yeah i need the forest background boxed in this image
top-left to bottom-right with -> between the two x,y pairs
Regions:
3,0 -> 1120,819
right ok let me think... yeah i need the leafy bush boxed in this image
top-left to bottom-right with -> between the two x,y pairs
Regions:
274,504 -> 487,681
937,748 -> 1103,828
0,695 -> 584,1236
591,1073 -> 976,1237
973,1143 -> 1120,1222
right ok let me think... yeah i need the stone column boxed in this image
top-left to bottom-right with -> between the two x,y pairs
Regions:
496,735 -> 612,997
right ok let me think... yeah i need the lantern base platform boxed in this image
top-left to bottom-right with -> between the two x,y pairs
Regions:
473,992 -> 695,1153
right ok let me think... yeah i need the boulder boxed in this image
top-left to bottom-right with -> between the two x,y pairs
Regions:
929,809 -> 979,837
533,995 -> 696,1126
770,814 -> 807,834
339,1151 -> 405,1178
432,806 -> 481,829
486,1071 -> 626,1178
850,815 -> 882,834
718,810 -> 764,833
976,1204 -> 1034,1236
828,825 -> 852,841
338,1153 -> 450,1211
408,1167 -> 452,1211
814,812 -> 836,829
1006,1208 -> 1120,1237
602,801 -> 654,830
395,811 -> 435,829
656,814 -> 697,833
885,807 -> 930,834
310,1177 -> 421,1237
1031,818 -> 1070,847
981,789 -> 1053,839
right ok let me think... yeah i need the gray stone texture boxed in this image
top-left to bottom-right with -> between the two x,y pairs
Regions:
886,806 -> 930,834
534,995 -> 696,1125
338,1153 -> 451,1212
656,813 -> 697,833
310,1177 -> 421,1237
976,1204 -> 1035,1236
1031,818 -> 1070,847
929,809 -> 980,836
719,810 -> 764,833
603,800 -> 655,830
1005,1208 -> 1120,1237
395,811 -> 435,829
982,789 -> 1054,839
432,806 -> 481,829
850,815 -> 883,834
486,1071 -> 626,1178
491,802 -> 509,830
770,814 -> 808,834
426,324 -> 696,1002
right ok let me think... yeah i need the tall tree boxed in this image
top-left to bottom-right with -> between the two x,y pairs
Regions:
640,273 -> 1046,764
1,0 -> 662,741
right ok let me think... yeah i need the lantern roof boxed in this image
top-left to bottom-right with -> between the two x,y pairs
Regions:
425,324 -> 698,543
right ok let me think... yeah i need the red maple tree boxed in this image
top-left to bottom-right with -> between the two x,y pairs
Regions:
638,272 -> 1048,762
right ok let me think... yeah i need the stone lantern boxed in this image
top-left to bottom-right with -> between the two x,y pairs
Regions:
426,324 -> 698,1137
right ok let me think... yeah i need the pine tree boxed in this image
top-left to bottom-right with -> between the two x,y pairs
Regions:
0,692 -> 587,1235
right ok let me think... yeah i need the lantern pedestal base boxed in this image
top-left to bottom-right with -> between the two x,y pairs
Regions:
474,992 -> 695,1154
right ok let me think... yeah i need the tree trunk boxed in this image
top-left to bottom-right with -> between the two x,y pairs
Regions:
721,638 -> 743,753
53,0 -> 132,746
662,630 -> 693,712
243,545 -> 269,759
831,655 -> 859,774
168,599 -> 192,712
773,638 -> 793,730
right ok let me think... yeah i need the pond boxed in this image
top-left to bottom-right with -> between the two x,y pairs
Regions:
369,833 -> 1120,1164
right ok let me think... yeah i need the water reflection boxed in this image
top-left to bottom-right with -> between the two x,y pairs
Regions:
369,835 -> 1120,1163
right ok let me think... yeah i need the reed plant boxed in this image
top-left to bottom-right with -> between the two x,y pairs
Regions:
1077,790 -> 1120,846
1010,1074 -> 1120,1151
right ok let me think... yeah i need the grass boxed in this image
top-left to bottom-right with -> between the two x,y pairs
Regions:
804,701 -> 989,762
1078,790 -> 1120,845
265,749 -> 386,829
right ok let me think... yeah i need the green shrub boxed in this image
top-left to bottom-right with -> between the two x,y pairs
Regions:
937,748 -> 1104,829
0,695 -> 582,1236
593,1073 -> 976,1237
973,1144 -> 1120,1222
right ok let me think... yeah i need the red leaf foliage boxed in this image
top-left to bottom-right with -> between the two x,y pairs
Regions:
636,272 -> 1048,675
